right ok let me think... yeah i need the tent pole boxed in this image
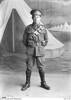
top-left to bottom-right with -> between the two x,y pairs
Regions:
12,9 -> 15,53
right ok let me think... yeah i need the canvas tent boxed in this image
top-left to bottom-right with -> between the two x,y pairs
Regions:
0,0 -> 64,58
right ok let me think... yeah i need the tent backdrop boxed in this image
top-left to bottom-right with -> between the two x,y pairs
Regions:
0,0 -> 64,58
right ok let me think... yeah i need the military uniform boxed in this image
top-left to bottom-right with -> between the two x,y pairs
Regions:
23,23 -> 48,71
21,9 -> 50,91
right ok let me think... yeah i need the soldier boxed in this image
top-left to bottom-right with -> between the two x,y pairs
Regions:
21,9 -> 50,91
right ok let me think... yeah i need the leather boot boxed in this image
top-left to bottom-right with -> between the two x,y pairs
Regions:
21,69 -> 31,91
39,68 -> 50,90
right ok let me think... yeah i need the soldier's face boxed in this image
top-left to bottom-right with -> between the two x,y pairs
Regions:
33,15 -> 41,24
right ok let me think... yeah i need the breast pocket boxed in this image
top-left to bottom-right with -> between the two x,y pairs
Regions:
27,34 -> 34,47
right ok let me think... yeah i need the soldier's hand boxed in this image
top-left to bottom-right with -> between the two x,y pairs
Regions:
34,31 -> 39,35
41,41 -> 46,46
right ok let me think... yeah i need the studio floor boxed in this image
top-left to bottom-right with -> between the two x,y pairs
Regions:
0,71 -> 71,98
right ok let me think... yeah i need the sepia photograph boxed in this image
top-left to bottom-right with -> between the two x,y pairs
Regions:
0,0 -> 71,99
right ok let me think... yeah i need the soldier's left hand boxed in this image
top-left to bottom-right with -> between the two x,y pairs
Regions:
41,41 -> 46,46
34,31 -> 39,35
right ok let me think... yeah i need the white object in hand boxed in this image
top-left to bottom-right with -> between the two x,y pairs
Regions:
34,31 -> 39,35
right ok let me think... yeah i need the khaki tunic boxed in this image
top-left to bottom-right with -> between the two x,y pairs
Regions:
23,23 -> 48,70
